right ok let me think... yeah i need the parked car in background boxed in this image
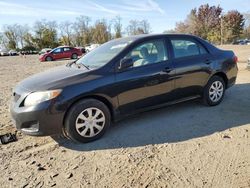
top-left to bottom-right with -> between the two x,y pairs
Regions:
233,39 -> 250,45
0,49 -> 8,56
39,48 -> 52,55
85,44 -> 100,52
76,47 -> 87,54
10,34 -> 238,143
39,46 -> 83,62
8,50 -> 18,56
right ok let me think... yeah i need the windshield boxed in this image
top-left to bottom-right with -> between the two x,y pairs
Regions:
76,38 -> 134,69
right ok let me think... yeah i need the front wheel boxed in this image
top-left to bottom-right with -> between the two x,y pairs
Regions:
64,99 -> 111,143
45,56 -> 53,61
203,75 -> 226,106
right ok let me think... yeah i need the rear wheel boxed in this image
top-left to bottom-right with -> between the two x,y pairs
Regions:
45,56 -> 53,61
203,75 -> 225,106
64,99 -> 111,143
71,53 -> 78,59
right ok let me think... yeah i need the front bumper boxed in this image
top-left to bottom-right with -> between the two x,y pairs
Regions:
10,88 -> 64,136
39,55 -> 45,62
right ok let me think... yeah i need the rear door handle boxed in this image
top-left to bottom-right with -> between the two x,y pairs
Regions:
163,67 -> 173,73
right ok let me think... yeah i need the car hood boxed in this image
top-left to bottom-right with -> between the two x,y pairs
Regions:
16,65 -> 89,92
40,52 -> 49,56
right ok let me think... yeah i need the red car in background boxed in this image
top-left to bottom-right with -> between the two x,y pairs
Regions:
39,46 -> 82,62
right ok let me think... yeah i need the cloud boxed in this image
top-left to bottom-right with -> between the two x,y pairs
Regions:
0,1 -> 81,17
110,0 -> 165,15
146,0 -> 165,14
0,0 -> 118,18
86,0 -> 118,14
0,0 -> 165,22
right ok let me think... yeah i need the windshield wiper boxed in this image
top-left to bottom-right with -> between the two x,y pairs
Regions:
66,61 -> 90,70
66,60 -> 75,67
77,63 -> 90,70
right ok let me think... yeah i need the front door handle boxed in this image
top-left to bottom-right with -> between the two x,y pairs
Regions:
205,59 -> 212,65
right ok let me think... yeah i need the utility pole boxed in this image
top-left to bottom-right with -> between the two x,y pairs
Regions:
220,15 -> 223,45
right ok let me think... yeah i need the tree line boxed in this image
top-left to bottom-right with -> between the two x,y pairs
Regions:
1,4 -> 250,51
0,16 -> 151,51
167,4 -> 249,44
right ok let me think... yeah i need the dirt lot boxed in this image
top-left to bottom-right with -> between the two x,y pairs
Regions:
0,52 -> 249,188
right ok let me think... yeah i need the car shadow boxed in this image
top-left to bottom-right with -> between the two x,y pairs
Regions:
54,83 -> 250,151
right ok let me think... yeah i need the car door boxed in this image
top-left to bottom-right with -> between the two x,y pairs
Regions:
115,38 -> 175,115
52,48 -> 64,60
169,36 -> 212,99
63,47 -> 72,58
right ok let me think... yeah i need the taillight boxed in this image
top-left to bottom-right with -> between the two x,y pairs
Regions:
233,56 -> 238,63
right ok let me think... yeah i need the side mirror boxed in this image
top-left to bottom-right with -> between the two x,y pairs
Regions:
119,58 -> 133,70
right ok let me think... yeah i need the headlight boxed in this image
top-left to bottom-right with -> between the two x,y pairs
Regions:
24,89 -> 62,107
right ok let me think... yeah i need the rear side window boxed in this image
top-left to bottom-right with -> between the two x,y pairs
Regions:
171,39 -> 207,59
64,47 -> 71,51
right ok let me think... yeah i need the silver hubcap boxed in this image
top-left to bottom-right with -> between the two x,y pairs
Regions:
75,107 -> 105,138
209,81 -> 224,102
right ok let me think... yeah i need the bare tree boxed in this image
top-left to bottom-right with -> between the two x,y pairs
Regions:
113,16 -> 122,38
175,10 -> 198,34
92,19 -> 110,44
59,21 -> 73,46
16,24 -> 30,49
3,24 -> 19,49
140,20 -> 151,34
126,20 -> 139,35
0,32 -> 8,49
73,15 -> 91,46
33,20 -> 58,49
126,19 -> 151,36
23,31 -> 37,47
243,13 -> 250,38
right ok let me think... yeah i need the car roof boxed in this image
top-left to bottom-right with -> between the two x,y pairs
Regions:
112,33 -> 200,44
123,33 -> 197,40
57,46 -> 71,48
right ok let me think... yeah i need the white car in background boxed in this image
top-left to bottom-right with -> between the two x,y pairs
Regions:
8,50 -> 18,56
85,44 -> 100,52
39,48 -> 52,55
0,49 -> 8,56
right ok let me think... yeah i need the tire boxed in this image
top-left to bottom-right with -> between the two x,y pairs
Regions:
45,56 -> 53,61
71,53 -> 78,59
203,75 -> 226,106
64,99 -> 111,143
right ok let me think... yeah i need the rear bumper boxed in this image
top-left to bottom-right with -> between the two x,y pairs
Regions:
227,76 -> 237,88
10,100 -> 64,136
226,63 -> 238,89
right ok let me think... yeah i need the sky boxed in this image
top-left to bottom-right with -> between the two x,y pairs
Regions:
0,0 -> 249,33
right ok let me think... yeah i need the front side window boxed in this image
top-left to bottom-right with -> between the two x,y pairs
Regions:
125,40 -> 168,67
171,39 -> 207,59
53,48 -> 63,53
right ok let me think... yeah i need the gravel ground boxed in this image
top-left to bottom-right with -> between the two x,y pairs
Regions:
0,54 -> 249,188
